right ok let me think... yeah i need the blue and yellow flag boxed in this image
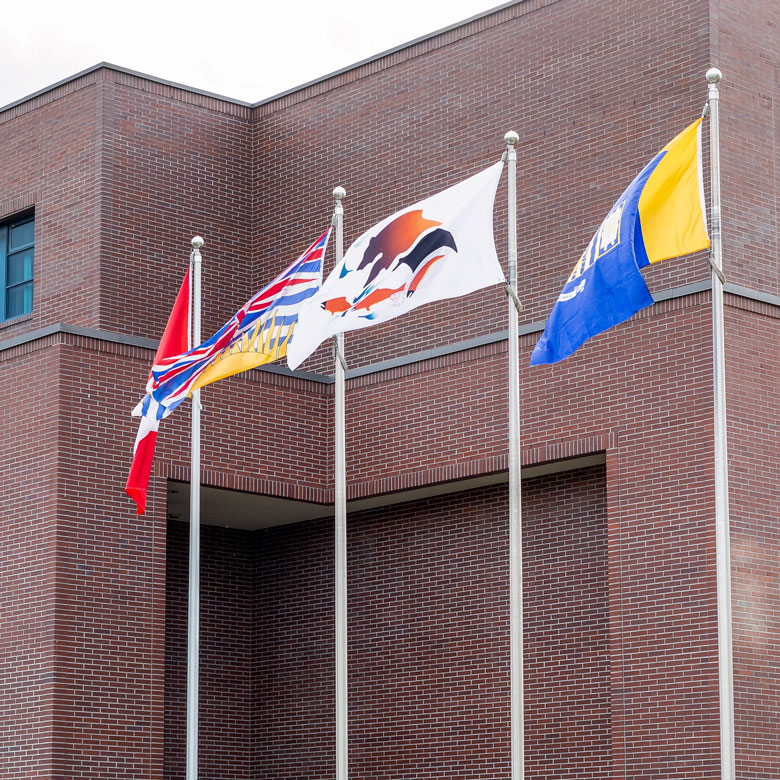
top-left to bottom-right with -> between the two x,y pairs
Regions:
530,119 -> 709,365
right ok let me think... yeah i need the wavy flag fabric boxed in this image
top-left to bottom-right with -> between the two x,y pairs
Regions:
125,268 -> 191,515
286,162 -> 506,370
530,118 -> 710,365
146,228 -> 330,414
125,229 -> 329,514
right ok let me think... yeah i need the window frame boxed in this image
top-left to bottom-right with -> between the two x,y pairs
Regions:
0,211 -> 35,322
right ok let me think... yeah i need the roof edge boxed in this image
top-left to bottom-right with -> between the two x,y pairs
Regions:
251,0 -> 525,108
0,0 -> 527,115
0,62 -> 255,116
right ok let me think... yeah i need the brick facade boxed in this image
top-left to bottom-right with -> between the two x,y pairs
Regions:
0,340 -> 60,778
166,467 -> 610,779
0,0 -> 777,778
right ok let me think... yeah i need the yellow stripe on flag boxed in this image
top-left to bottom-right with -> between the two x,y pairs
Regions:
189,349 -> 276,392
638,118 -> 710,264
189,316 -> 285,393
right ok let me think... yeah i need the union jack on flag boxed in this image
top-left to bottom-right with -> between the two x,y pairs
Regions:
136,227 -> 330,420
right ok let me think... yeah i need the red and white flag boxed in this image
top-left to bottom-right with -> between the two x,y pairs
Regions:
125,268 -> 191,514
286,162 -> 505,370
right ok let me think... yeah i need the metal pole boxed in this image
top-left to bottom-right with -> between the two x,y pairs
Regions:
706,67 -> 735,780
332,186 -> 348,780
186,235 -> 204,780
504,131 -> 524,780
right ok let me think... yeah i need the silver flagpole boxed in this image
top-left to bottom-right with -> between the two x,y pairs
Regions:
332,186 -> 348,780
504,131 -> 524,780
706,67 -> 735,780
186,235 -> 204,780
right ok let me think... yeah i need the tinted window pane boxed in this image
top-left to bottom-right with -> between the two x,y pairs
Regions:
7,249 -> 33,285
6,282 -> 33,318
9,220 -> 34,250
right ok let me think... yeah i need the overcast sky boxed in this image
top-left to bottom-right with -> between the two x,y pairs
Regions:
1,0 -> 504,109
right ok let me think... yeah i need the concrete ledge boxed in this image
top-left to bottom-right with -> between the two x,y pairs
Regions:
2,281 -> 777,381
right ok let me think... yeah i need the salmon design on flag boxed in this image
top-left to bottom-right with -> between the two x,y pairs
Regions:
287,162 -> 505,370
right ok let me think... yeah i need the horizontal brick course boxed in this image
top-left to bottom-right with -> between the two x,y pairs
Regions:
165,466 -> 609,779
0,0 -> 777,777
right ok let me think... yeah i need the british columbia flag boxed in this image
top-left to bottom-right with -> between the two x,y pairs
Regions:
126,228 -> 329,514
146,227 -> 329,413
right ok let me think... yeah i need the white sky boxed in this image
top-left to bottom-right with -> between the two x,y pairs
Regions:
1,0 -> 504,108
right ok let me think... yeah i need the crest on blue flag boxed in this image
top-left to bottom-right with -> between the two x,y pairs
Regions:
530,118 -> 710,366
529,170 -> 655,366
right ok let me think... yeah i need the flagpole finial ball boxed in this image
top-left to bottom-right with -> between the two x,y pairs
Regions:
333,186 -> 346,201
706,67 -> 722,83
504,131 -> 519,145
191,236 -> 204,249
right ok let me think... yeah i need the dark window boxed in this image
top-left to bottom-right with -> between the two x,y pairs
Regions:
0,213 -> 34,321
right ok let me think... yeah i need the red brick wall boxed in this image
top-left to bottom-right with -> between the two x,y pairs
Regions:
524,467 -> 610,777
336,296 -> 720,777
253,0 -> 712,374
163,465 -> 609,780
1,0 -> 777,777
165,524 -> 256,779
0,67 -> 257,344
726,302 -> 780,780
713,0 -> 780,294
713,34 -> 780,776
39,332 -> 331,779
0,340 -> 60,779
157,361 -> 332,501
52,338 -> 169,779
0,79 -> 103,338
26,289 -> 717,778
98,76 -> 256,342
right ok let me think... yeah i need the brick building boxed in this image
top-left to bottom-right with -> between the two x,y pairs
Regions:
0,0 -> 777,778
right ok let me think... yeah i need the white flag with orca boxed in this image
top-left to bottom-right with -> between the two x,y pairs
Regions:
286,161 -> 506,370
